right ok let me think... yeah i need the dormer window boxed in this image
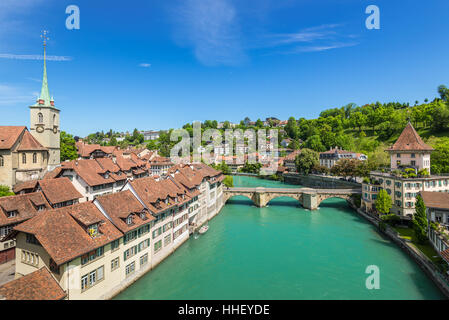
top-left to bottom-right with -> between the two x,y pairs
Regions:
7,210 -> 17,218
140,213 -> 146,220
165,199 -> 168,205
88,224 -> 99,237
127,215 -> 133,225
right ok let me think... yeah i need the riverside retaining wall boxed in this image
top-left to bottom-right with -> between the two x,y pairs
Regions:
349,203 -> 449,299
283,173 -> 361,189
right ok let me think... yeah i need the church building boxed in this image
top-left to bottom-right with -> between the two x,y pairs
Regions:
0,38 -> 60,189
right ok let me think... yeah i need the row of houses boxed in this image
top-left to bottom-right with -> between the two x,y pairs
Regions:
0,163 -> 224,300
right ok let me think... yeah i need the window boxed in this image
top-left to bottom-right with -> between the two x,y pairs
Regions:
0,156 -> 3,167
81,266 -> 104,292
126,215 -> 133,225
411,153 -> 415,158
22,153 -> 26,164
164,234 -> 171,246
81,275 -> 88,291
88,224 -> 98,237
140,253 -> 148,267
0,225 -> 13,238
154,240 -> 162,253
111,257 -> 120,271
125,262 -> 135,277
81,247 -> 104,265
124,245 -> 138,261
21,250 -> 39,267
111,239 -> 120,251
26,234 -> 40,245
411,160 -> 416,166
397,154 -> 401,158
38,113 -> 43,123
7,210 -> 17,218
152,227 -> 162,239
32,153 -> 37,164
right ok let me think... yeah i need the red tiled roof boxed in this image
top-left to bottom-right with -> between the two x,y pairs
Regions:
14,202 -> 122,265
0,126 -> 26,150
0,192 -> 50,229
95,157 -> 121,173
284,149 -> 301,161
0,267 -> 66,300
95,191 -> 155,233
387,122 -> 434,152
13,180 -> 39,194
129,177 -> 191,214
16,130 -> 47,151
38,177 -> 83,205
76,141 -> 117,158
420,191 -> 449,210
63,159 -> 116,187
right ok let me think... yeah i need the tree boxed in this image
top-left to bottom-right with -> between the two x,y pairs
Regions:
294,149 -> 318,174
304,135 -> 325,152
146,140 -> 158,151
223,175 -> 234,188
438,85 -> 449,101
0,185 -> 14,197
375,189 -> 392,215
431,101 -> 449,131
285,117 -> 299,139
413,195 -> 428,244
60,131 -> 78,161
255,118 -> 264,128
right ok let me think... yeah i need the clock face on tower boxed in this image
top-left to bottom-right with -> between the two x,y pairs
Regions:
53,126 -> 58,134
36,126 -> 44,133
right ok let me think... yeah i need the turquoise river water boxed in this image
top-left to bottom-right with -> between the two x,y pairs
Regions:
115,176 -> 444,300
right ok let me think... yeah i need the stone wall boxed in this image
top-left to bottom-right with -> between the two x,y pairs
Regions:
283,173 -> 360,189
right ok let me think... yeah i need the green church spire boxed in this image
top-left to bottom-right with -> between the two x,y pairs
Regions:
37,30 -> 52,107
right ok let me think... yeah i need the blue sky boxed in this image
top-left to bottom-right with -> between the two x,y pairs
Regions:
1,0 -> 448,136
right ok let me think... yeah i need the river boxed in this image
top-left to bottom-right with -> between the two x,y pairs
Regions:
114,175 -> 444,299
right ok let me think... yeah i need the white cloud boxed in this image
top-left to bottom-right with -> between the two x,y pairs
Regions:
271,24 -> 342,45
172,0 -> 246,66
262,23 -> 359,55
0,53 -> 72,61
292,42 -> 359,53
139,63 -> 151,68
0,84 -> 36,105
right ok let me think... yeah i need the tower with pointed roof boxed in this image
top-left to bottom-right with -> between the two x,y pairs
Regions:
386,122 -> 434,173
29,31 -> 60,170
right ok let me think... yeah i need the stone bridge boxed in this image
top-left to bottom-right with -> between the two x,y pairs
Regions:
223,187 -> 361,210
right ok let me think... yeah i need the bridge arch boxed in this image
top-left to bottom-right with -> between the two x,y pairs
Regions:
264,194 -> 304,207
224,193 -> 257,206
316,194 -> 352,208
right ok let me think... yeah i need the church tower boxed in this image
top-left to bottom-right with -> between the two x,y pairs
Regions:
29,31 -> 60,170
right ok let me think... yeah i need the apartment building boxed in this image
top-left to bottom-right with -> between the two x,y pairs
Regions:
0,192 -> 51,264
148,156 -> 173,176
319,147 -> 367,169
421,192 -> 449,262
361,122 -> 449,218
0,163 -> 224,300
13,177 -> 83,208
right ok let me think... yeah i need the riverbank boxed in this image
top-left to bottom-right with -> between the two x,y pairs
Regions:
115,176 -> 444,300
348,202 -> 449,299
